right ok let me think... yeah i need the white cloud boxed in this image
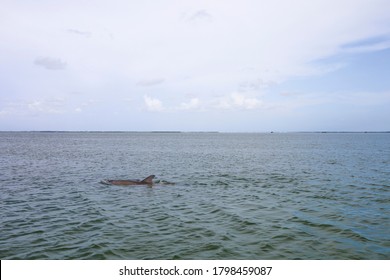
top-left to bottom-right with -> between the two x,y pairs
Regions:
142,94 -> 263,112
27,98 -> 66,114
215,93 -> 263,110
0,103 -> 18,117
179,98 -> 201,110
0,98 -> 67,117
144,95 -> 164,112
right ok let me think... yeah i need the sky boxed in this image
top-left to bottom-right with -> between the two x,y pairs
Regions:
1,0 -> 390,132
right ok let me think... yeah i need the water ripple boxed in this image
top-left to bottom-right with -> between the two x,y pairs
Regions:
1,132 -> 389,259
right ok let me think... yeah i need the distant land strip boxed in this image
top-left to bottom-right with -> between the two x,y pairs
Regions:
0,131 -> 389,133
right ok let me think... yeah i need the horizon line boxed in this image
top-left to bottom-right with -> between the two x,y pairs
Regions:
1,130 -> 389,134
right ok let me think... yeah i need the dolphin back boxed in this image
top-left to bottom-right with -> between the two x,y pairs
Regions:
141,175 -> 155,184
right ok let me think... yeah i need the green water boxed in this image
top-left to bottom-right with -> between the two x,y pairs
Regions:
0,132 -> 389,259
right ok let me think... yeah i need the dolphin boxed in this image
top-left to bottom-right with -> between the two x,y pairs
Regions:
100,175 -> 155,186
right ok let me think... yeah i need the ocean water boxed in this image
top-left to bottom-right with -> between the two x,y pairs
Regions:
0,132 -> 389,260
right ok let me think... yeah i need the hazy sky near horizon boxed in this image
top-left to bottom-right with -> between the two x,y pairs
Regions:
1,0 -> 390,131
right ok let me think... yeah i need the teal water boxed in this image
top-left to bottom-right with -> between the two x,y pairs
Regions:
0,132 -> 389,259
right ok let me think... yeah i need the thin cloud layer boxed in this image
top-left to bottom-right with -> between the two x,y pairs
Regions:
1,0 -> 390,131
34,57 -> 67,70
67,29 -> 92,38
137,79 -> 165,87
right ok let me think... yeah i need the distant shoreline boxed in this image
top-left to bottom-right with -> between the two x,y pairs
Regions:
0,130 -> 389,134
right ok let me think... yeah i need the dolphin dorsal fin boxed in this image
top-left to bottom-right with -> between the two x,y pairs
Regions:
141,175 -> 155,184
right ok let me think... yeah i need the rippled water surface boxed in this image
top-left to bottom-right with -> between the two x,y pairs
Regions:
1,132 -> 389,259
